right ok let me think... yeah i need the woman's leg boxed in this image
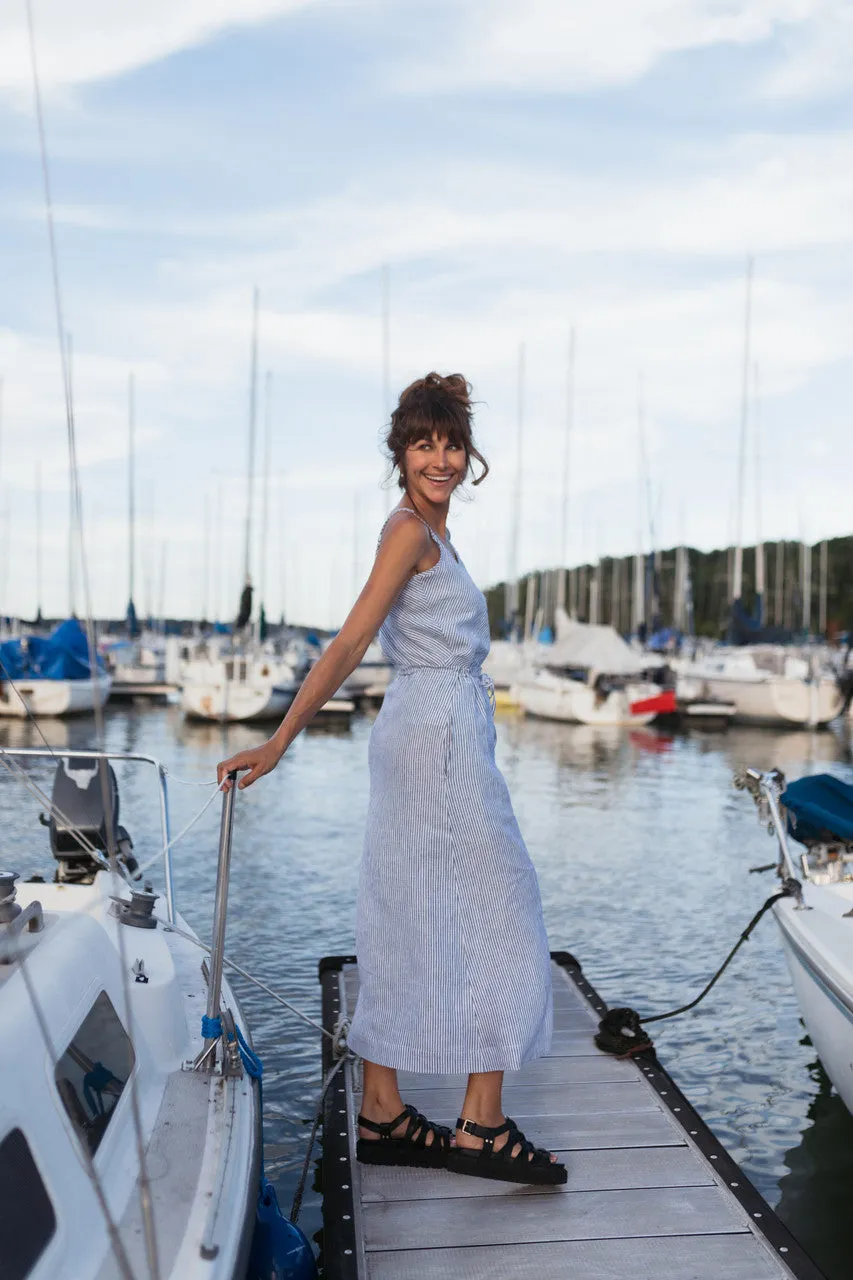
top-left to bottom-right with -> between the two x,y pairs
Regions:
455,1070 -> 558,1163
358,1060 -> 440,1148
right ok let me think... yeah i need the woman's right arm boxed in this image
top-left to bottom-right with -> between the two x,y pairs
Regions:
216,515 -> 430,788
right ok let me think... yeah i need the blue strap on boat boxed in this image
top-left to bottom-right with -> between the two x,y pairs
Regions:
83,1061 -> 118,1117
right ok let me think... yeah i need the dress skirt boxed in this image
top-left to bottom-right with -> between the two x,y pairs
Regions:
347,667 -> 553,1075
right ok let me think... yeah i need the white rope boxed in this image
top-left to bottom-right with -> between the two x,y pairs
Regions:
135,782 -> 224,877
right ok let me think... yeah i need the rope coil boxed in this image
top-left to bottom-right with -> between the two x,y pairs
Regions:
595,883 -> 800,1058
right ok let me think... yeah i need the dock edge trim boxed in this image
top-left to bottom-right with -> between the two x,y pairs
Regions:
550,949 -> 827,1280
319,955 -> 361,1280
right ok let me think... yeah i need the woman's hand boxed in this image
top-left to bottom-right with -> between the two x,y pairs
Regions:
217,738 -> 283,790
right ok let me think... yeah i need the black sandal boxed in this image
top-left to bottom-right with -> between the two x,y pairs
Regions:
356,1104 -> 452,1169
447,1116 -> 567,1186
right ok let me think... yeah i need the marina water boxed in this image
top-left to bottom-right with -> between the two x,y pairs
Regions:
3,705 -> 852,1278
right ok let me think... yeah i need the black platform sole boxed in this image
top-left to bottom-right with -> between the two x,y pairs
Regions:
356,1138 -> 449,1170
446,1149 -> 568,1186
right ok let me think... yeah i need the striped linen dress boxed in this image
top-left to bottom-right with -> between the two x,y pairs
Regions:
347,509 -> 553,1075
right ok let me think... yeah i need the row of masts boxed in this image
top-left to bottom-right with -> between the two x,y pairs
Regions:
503,255 -> 832,641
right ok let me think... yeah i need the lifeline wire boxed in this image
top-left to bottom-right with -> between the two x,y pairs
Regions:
158,918 -> 335,1042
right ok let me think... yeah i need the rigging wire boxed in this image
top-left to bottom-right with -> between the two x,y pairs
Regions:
24,3 -> 160,1274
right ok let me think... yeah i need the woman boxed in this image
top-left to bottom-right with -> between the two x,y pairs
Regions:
218,373 -> 565,1186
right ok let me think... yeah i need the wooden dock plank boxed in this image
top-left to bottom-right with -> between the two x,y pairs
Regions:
395,1053 -> 636,1090
362,1185 -> 749,1251
399,1080 -> 661,1118
360,1145 -> 713,1202
365,1234 -> 789,1280
324,959 -> 813,1280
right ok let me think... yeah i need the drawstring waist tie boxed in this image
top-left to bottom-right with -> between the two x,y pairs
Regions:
396,665 -> 496,720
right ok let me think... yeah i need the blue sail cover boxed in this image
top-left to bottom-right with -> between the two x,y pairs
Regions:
782,774 -> 853,844
0,618 -> 104,682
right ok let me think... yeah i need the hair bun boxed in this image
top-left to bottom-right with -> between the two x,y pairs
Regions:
420,372 -> 472,410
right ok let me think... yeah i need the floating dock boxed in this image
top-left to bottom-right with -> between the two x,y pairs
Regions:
319,953 -> 825,1280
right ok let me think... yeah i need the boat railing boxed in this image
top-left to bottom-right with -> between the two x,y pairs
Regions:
735,766 -> 803,882
0,746 -> 176,923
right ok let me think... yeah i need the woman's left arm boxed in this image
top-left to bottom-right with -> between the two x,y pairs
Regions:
217,515 -> 428,788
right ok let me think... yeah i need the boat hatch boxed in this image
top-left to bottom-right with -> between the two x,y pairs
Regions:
0,1127 -> 56,1279
54,990 -> 135,1156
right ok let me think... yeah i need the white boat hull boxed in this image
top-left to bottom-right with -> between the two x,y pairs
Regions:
774,888 -> 853,1114
515,671 -> 659,726
181,680 -> 295,723
4,874 -> 260,1279
701,675 -> 842,728
0,674 -> 112,718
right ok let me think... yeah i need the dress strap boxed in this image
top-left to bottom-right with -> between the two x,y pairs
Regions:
377,506 -> 442,550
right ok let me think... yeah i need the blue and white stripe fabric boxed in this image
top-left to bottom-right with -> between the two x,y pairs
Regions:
347,508 -> 553,1074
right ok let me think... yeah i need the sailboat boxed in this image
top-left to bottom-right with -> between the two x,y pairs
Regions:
181,296 -> 300,724
513,608 -> 672,726
738,766 -> 853,1117
0,617 -> 112,717
679,263 -> 843,729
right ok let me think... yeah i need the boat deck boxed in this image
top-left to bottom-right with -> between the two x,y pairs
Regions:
319,953 -> 825,1280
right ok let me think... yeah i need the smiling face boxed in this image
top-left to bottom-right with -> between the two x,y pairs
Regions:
403,432 -> 467,508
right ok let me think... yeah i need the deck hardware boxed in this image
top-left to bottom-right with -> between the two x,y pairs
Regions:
0,872 -> 44,960
217,1008 -> 244,1078
132,959 -> 149,984
116,887 -> 158,929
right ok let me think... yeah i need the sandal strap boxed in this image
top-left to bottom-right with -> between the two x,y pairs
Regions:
358,1105 -> 451,1150
457,1115 -> 555,1165
357,1106 -> 412,1139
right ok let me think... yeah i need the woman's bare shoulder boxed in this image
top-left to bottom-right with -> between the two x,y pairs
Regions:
378,508 -> 432,552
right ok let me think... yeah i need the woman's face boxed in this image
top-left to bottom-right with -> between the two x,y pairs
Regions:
403,433 -> 467,505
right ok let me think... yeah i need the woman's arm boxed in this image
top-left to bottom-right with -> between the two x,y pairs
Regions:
217,514 -> 430,788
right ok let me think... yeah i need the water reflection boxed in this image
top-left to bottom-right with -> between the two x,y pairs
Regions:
2,702 -> 853,1274
776,1048 -> 853,1279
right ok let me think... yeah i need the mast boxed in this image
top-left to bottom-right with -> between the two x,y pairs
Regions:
35,461 -> 43,623
215,480 -> 223,624
127,371 -> 137,632
352,492 -> 360,601
753,360 -> 764,623
774,538 -> 784,626
509,342 -> 525,636
557,328 -> 575,614
259,370 -> 272,630
243,288 -> 259,591
819,539 -> 828,636
202,488 -> 210,624
632,378 -> 646,635
66,330 -> 76,615
0,376 -> 4,623
732,256 -> 753,603
802,537 -> 811,633
382,264 -> 392,514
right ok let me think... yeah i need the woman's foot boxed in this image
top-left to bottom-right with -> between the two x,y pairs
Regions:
449,1114 -> 567,1185
356,1103 -> 452,1168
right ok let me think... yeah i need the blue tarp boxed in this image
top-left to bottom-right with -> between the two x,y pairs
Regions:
782,774 -> 853,844
0,618 -> 104,682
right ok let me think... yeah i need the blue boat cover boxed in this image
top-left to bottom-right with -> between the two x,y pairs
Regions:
0,618 -> 105,682
782,774 -> 853,844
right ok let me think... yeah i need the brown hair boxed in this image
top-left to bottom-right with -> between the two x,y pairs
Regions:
385,372 -> 489,489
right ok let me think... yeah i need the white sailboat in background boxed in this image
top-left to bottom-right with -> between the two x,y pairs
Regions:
677,261 -> 843,729
513,608 -> 670,726
181,294 -> 300,724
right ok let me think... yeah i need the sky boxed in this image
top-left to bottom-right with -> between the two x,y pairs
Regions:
1,0 -> 852,627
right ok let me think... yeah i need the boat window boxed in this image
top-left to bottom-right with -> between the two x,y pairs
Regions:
54,991 -> 135,1156
0,1128 -> 56,1278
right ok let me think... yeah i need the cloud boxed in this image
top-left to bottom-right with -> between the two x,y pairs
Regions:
760,0 -> 853,99
0,0 -> 319,96
393,0 -> 817,94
